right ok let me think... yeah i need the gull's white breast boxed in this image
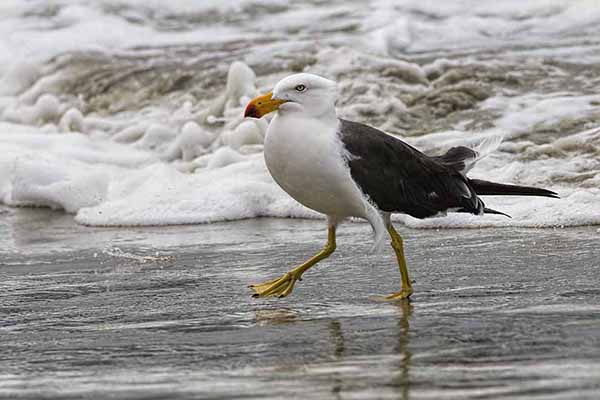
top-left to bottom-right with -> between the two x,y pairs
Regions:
264,114 -> 367,219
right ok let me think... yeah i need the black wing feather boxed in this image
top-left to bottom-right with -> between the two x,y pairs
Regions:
431,146 -> 477,173
338,119 -> 484,219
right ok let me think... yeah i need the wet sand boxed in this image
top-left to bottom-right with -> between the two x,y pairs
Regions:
1,206 -> 599,399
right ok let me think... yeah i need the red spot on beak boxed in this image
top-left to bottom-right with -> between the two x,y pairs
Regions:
244,103 -> 259,118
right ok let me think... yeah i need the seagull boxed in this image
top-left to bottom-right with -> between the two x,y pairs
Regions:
244,73 -> 558,300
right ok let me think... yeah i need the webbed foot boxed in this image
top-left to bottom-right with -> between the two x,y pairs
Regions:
250,272 -> 301,298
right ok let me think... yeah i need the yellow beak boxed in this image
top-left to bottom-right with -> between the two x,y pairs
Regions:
244,92 -> 287,118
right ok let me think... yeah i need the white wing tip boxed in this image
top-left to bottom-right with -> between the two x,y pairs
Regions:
473,133 -> 504,159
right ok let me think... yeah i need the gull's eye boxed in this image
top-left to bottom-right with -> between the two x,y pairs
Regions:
294,84 -> 306,92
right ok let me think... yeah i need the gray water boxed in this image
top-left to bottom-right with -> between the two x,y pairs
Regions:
1,206 -> 599,399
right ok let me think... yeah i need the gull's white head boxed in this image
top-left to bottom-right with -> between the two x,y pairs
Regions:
244,73 -> 337,119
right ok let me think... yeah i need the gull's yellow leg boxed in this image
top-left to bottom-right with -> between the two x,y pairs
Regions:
250,226 -> 336,298
383,224 -> 413,300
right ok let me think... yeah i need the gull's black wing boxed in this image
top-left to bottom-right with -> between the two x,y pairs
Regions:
337,119 -> 484,219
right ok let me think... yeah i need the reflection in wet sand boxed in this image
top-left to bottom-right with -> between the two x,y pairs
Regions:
392,300 -> 413,400
329,320 -> 345,398
255,308 -> 300,325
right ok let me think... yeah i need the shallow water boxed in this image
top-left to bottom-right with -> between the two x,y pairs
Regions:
1,206 -> 599,399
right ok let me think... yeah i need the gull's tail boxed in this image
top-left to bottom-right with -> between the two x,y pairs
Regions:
469,179 -> 559,199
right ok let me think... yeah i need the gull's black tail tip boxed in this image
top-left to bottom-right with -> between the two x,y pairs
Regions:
469,178 -> 559,199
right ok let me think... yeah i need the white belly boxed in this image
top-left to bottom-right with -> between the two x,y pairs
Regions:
264,114 -> 366,218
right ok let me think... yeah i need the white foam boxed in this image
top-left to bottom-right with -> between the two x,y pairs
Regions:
481,93 -> 600,138
134,124 -> 176,152
1,0 -> 600,82
0,126 -> 156,213
0,60 -> 40,96
163,122 -> 213,162
0,103 -> 597,229
75,156 -> 317,226
8,154 -> 109,213
58,108 -> 85,133
0,2 -> 253,79
0,1 -> 598,230
364,0 -> 600,55
221,120 -> 267,150
206,147 -> 247,170
198,61 -> 259,124
2,93 -> 63,126
396,188 -> 600,229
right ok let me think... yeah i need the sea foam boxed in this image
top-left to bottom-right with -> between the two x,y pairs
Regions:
0,1 -> 599,229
